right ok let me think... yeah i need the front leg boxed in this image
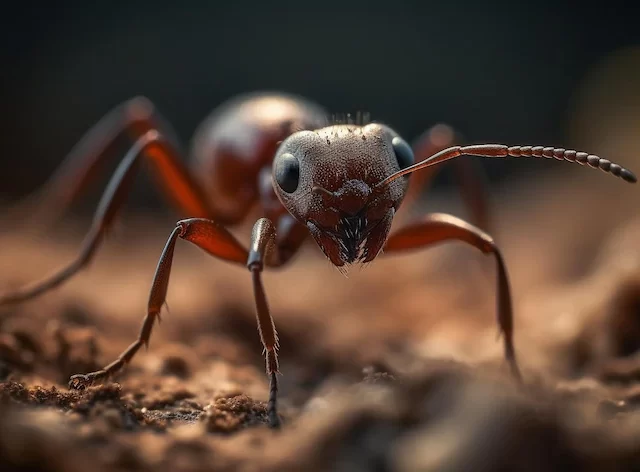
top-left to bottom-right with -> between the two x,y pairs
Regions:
69,216 -> 294,429
383,213 -> 521,380
247,217 -> 282,428
68,218 -> 248,389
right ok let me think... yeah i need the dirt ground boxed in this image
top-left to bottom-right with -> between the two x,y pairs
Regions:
1,152 -> 640,472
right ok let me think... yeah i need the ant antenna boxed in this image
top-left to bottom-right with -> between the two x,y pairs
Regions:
376,144 -> 637,189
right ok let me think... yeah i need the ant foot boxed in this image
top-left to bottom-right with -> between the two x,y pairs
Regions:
68,371 -> 106,390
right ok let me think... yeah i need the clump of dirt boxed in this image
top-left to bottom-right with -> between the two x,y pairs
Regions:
202,394 -> 269,433
0,382 -> 141,430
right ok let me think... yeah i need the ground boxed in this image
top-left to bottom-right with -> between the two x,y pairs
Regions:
1,164 -> 640,471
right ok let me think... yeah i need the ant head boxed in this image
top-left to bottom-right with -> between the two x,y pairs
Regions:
272,123 -> 414,267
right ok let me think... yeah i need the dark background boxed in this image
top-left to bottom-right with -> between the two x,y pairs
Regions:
1,1 -> 639,207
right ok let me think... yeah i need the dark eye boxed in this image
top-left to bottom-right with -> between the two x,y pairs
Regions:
391,136 -> 414,170
274,152 -> 300,193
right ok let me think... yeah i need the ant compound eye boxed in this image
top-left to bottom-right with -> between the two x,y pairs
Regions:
391,136 -> 414,170
274,153 -> 300,193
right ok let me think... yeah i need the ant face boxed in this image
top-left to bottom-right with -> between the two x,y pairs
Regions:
272,123 -> 414,266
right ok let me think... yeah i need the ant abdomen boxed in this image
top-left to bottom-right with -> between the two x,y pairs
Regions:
190,92 -> 328,224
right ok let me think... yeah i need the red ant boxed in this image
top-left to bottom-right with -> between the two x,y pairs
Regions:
0,92 -> 635,428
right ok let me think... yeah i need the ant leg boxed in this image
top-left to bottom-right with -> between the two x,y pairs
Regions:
383,213 -> 521,380
6,97 -> 215,227
266,215 -> 308,268
402,124 -> 457,210
68,218 -> 247,387
247,217 -> 290,428
449,157 -> 491,233
0,130 -> 215,306
68,225 -> 187,390
402,124 -> 491,231
256,167 -> 309,268
70,217 -> 289,429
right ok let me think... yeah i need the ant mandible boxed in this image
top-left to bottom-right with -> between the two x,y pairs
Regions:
0,92 -> 636,428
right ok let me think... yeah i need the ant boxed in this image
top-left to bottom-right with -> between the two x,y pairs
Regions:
0,91 -> 635,428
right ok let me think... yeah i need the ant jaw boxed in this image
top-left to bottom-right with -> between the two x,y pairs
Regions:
307,221 -> 346,267
306,208 -> 394,266
361,208 -> 394,263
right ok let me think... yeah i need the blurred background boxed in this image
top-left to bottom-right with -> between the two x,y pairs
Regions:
1,1 -> 639,207
3,7 -> 640,469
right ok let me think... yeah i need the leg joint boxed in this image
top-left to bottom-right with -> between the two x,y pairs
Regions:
247,250 -> 263,271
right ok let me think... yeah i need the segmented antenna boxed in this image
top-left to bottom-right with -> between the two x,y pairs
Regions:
377,143 -> 637,188
507,145 -> 636,182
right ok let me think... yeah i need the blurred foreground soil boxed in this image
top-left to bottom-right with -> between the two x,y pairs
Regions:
1,165 -> 640,471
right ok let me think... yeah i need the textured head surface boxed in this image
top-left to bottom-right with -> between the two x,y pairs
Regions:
272,123 -> 413,266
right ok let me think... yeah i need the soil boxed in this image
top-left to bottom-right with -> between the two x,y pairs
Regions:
1,163 -> 640,471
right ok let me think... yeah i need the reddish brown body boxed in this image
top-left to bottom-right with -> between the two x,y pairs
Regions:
0,91 -> 635,429
189,93 -> 328,224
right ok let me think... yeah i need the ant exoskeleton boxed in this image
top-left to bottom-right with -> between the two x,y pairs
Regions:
0,91 -> 635,428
